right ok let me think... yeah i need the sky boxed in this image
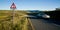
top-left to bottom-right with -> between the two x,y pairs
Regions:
0,0 -> 60,11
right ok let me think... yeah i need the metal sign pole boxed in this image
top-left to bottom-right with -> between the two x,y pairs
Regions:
10,0 -> 16,30
10,2 -> 16,29
10,3 -> 16,20
12,9 -> 14,20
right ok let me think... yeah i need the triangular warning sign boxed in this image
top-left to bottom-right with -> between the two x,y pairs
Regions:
10,3 -> 16,9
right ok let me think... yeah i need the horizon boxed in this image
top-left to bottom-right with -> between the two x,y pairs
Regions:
0,9 -> 55,11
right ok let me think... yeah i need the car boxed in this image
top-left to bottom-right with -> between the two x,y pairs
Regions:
27,11 -> 50,19
36,12 -> 50,19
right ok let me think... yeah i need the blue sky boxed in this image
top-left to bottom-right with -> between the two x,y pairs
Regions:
0,0 -> 60,11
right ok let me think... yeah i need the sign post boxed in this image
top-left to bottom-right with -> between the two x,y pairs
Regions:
10,2 -> 16,23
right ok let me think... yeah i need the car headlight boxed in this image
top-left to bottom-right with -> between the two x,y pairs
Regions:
46,15 -> 50,18
42,15 -> 50,18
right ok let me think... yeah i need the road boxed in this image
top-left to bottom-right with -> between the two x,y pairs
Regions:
30,19 -> 60,30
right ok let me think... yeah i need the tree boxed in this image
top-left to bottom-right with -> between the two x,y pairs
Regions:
55,8 -> 60,11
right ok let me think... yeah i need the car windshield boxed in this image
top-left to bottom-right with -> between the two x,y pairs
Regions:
38,11 -> 45,16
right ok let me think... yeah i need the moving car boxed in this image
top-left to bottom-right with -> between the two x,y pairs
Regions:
36,12 -> 50,19
27,10 -> 50,19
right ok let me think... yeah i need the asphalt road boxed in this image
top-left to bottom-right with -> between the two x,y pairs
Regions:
30,19 -> 60,30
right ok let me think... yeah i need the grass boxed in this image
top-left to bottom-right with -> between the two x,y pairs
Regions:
0,10 -> 29,30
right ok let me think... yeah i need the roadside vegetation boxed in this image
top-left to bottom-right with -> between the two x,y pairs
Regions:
0,10 -> 29,30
